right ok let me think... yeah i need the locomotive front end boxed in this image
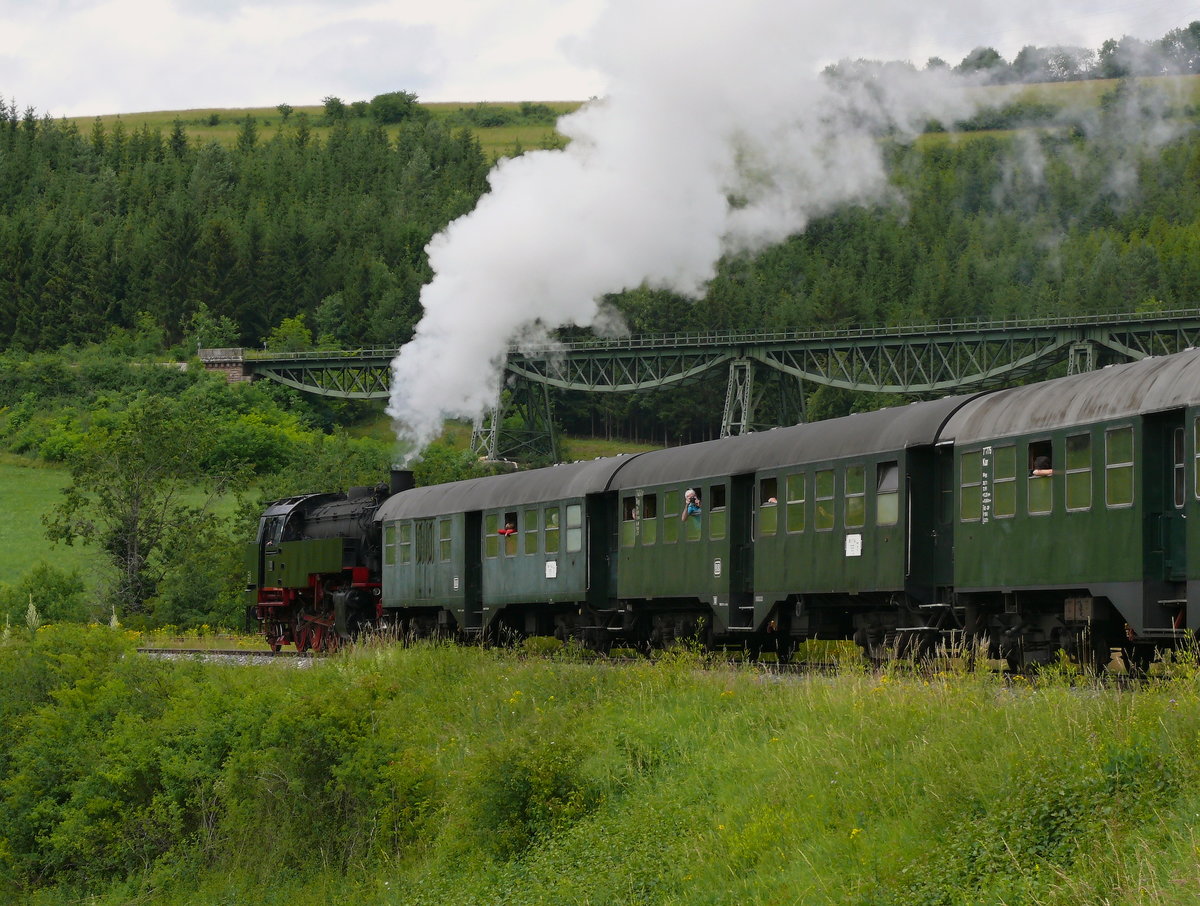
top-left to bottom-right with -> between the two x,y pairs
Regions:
245,470 -> 413,651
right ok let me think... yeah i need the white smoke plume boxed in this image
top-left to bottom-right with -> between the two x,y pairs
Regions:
387,0 -> 1037,457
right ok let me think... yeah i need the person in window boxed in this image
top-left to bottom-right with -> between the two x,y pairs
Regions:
681,489 -> 702,521
1030,455 -> 1054,477
498,521 -> 516,535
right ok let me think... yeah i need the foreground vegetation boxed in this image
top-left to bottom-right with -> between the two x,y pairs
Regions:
1,624 -> 1198,904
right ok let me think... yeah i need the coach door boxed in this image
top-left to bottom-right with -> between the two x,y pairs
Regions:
586,495 -> 614,610
729,474 -> 755,628
414,518 -> 437,600
463,511 -> 483,630
905,445 -> 953,602
1145,412 -> 1187,583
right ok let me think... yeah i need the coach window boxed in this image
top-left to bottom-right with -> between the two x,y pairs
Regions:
384,524 -> 397,566
566,504 -> 583,553
621,497 -> 638,548
1174,427 -> 1185,508
484,515 -> 499,558
642,494 -> 658,545
524,509 -> 539,555
439,519 -> 452,561
544,507 -> 560,553
786,473 -> 806,533
416,521 -> 435,564
1065,434 -> 1092,511
815,469 -> 835,531
685,491 -> 702,542
759,478 -> 778,536
400,522 -> 413,563
1106,426 -> 1135,508
1194,419 -> 1200,500
845,465 -> 865,528
876,462 -> 899,526
938,455 -> 954,524
960,450 -> 982,522
503,511 -> 519,556
1028,440 -> 1053,515
992,446 -> 1016,518
663,490 -> 681,544
709,485 -> 727,540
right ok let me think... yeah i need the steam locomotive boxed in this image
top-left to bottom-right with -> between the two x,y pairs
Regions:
246,348 -> 1200,670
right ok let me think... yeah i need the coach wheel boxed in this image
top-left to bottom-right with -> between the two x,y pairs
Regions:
1121,644 -> 1154,678
1000,637 -> 1024,673
1065,626 -> 1113,674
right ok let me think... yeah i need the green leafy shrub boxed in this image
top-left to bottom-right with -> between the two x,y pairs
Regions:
0,563 -> 90,626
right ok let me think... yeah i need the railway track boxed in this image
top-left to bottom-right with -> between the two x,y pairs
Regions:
134,643 -> 849,674
137,647 -> 316,666
134,644 -> 1139,683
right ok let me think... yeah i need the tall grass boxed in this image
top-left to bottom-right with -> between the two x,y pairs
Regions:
5,626 -> 1200,905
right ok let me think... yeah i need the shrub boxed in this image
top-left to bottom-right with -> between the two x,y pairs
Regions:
0,563 -> 90,626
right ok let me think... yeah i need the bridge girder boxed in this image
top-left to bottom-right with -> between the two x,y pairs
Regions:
199,310 -> 1200,454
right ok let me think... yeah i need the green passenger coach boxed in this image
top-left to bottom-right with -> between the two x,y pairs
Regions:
940,349 -> 1200,670
606,396 -> 971,653
374,457 -> 633,640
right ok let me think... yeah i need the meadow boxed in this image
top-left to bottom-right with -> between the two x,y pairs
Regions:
0,456 -> 97,586
4,625 -> 1200,905
64,100 -> 584,160
59,75 -> 1200,163
0,455 -> 246,596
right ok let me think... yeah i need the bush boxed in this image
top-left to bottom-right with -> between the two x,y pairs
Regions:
0,562 -> 90,627
370,90 -> 426,125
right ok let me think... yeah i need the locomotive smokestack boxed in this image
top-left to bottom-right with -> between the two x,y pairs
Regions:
390,467 -> 415,496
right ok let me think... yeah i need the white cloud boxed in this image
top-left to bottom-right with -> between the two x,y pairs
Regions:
0,0 -> 1188,116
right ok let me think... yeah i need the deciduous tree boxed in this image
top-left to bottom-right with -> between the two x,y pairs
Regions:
43,396 -> 247,617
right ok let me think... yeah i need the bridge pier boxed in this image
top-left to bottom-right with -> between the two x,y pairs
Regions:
722,359 -> 757,437
469,378 -> 559,463
1067,341 -> 1097,374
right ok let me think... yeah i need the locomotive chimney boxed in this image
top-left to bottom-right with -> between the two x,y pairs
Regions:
390,467 -> 415,495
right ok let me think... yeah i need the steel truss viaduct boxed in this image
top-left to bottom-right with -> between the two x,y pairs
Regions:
199,308 -> 1200,461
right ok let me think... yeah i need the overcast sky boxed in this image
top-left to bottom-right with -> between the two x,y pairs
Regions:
0,0 -> 1191,118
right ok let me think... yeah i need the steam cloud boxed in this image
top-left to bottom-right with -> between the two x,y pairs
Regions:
385,0 -> 1134,457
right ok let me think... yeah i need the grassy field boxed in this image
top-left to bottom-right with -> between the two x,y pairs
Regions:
0,455 -> 244,594
0,455 -> 100,587
6,629 -> 1200,905
63,100 -> 584,160
57,76 -> 1200,163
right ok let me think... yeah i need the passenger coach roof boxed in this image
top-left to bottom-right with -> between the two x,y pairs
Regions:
374,455 -> 637,522
941,348 -> 1200,445
611,394 -> 973,489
